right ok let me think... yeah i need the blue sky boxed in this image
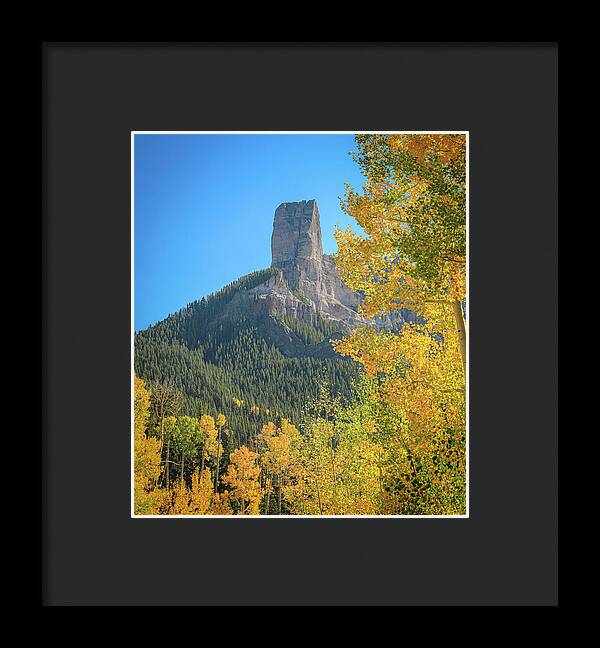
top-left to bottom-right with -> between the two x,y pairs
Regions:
134,133 -> 365,331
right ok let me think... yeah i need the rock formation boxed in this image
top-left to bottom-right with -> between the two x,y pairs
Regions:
252,198 -> 410,334
175,199 -> 412,357
269,200 -> 364,328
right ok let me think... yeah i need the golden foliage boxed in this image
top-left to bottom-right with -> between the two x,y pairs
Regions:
333,133 -> 466,427
189,470 -> 214,514
222,446 -> 263,515
168,469 -> 214,515
210,492 -> 233,515
199,414 -> 220,462
335,133 -> 466,322
134,375 -> 166,514
389,133 -> 465,164
328,133 -> 467,514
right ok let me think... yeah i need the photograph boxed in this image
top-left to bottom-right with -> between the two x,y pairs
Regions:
132,132 -> 468,517
43,41 -> 558,606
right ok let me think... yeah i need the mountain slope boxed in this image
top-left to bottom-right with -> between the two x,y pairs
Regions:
134,269 -> 359,440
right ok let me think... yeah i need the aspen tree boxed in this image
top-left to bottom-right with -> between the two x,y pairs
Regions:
134,376 -> 165,514
198,414 -> 218,478
257,419 -> 302,515
172,416 -> 201,485
189,469 -> 213,514
330,134 -> 466,513
213,413 -> 226,493
335,134 -> 467,373
222,446 -> 262,515
149,383 -> 179,444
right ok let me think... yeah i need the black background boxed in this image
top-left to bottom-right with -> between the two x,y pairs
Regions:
42,43 -> 558,606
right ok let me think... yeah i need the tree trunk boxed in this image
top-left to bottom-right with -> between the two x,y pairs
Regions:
452,300 -> 467,375
166,438 -> 171,489
315,478 -> 323,515
330,446 -> 337,514
264,474 -> 271,515
278,475 -> 283,515
214,428 -> 222,493
159,415 -> 165,486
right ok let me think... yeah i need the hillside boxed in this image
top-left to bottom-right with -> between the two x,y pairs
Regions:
134,269 -> 359,440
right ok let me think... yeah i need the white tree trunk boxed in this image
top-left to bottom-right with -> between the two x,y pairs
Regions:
452,300 -> 467,375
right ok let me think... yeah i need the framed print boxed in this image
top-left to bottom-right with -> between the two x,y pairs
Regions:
132,131 -> 469,519
43,42 -> 557,605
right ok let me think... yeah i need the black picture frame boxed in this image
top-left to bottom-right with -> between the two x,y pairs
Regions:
42,42 -> 558,606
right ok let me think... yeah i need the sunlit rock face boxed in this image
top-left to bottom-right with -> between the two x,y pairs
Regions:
207,200 -> 412,358
271,199 -> 323,287
269,199 -> 409,330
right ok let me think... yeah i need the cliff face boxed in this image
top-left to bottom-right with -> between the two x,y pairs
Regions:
267,199 -> 366,329
266,199 -> 411,332
271,200 -> 323,289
